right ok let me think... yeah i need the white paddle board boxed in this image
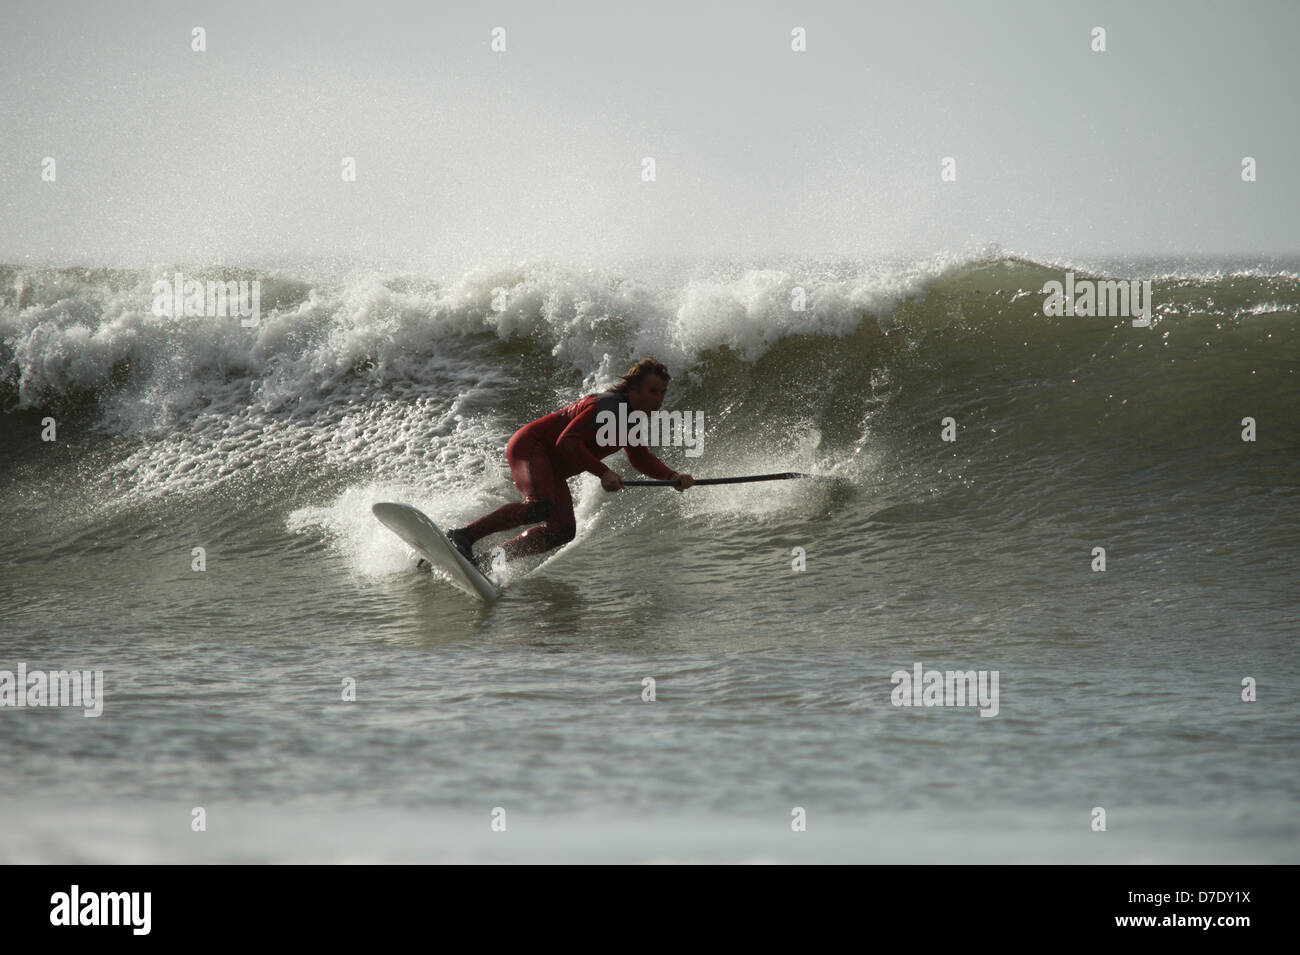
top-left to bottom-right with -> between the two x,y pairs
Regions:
372,502 -> 501,602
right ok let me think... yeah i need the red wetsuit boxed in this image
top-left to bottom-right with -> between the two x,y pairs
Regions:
464,391 -> 677,560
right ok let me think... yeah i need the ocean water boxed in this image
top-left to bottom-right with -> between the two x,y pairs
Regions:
1,253 -> 1297,862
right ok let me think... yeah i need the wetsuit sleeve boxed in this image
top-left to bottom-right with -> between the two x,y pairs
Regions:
625,444 -> 677,481
556,399 -> 613,479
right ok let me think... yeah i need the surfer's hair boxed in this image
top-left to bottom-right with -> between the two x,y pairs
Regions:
612,358 -> 671,393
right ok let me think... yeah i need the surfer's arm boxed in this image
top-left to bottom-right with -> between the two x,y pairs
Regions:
556,406 -> 613,479
624,444 -> 677,481
624,446 -> 692,490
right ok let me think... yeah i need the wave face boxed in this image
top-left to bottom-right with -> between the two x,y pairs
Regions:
2,256 -> 1297,511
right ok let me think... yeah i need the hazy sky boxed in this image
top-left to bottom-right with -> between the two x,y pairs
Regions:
2,0 -> 1297,269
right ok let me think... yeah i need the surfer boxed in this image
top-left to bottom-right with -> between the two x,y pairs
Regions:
445,358 -> 695,569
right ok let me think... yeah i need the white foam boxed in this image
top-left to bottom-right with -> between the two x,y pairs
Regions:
0,257 -> 950,508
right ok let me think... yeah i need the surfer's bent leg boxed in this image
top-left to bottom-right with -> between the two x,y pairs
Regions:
462,433 -> 574,560
498,475 -> 575,561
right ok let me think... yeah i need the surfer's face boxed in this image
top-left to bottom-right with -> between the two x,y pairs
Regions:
628,374 -> 668,412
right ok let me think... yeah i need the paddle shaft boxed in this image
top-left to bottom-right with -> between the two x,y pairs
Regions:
622,472 -> 811,487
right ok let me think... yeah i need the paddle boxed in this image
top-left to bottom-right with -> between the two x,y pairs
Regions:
622,472 -> 812,487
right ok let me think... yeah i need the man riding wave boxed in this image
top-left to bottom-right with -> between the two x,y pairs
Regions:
444,358 -> 694,570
